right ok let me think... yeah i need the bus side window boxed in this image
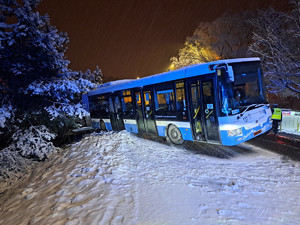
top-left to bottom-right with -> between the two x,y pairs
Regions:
88,96 -> 97,118
176,82 -> 187,120
89,95 -> 107,118
121,90 -> 134,118
98,96 -> 109,118
155,89 -> 176,117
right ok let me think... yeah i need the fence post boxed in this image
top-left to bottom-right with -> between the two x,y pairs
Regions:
280,123 -> 282,132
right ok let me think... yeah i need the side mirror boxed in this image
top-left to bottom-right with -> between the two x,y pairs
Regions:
226,65 -> 234,83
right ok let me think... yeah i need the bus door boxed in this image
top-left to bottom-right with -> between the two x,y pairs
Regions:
109,95 -> 125,131
134,91 -> 146,133
201,79 -> 219,142
188,79 -> 219,142
189,81 -> 205,141
143,90 -> 158,136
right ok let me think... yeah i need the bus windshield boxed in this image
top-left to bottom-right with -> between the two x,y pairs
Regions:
219,61 -> 267,116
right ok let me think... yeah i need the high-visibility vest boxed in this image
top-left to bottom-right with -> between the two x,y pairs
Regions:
271,108 -> 282,120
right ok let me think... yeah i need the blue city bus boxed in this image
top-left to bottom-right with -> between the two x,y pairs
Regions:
82,58 -> 273,146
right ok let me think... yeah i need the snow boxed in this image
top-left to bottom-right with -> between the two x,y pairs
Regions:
281,129 -> 300,136
0,131 -> 300,225
0,104 -> 13,129
0,149 -> 33,194
6,125 -> 57,161
25,77 -> 96,119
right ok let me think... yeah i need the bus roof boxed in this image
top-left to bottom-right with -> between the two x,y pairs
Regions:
88,57 -> 260,96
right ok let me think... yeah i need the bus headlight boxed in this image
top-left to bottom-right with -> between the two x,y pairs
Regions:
228,128 -> 242,136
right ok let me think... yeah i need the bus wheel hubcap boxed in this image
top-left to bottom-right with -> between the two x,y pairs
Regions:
171,130 -> 178,139
168,125 -> 184,145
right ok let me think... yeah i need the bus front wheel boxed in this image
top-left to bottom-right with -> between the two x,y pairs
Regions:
167,124 -> 185,145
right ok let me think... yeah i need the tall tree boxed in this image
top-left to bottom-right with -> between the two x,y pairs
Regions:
0,0 -> 99,118
170,40 -> 219,69
191,12 -> 254,59
0,0 -> 69,106
170,12 -> 254,70
249,0 -> 300,97
0,0 -> 100,151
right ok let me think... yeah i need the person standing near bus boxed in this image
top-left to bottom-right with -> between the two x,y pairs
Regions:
271,104 -> 282,135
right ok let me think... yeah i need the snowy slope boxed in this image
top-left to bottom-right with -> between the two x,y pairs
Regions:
0,131 -> 299,225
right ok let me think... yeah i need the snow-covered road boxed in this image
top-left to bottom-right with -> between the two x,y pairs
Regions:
0,131 -> 300,225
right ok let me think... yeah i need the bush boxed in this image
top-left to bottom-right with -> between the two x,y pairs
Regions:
8,125 -> 57,161
0,149 -> 31,193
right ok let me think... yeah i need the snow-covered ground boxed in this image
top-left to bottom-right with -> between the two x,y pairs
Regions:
0,131 -> 300,225
281,129 -> 300,136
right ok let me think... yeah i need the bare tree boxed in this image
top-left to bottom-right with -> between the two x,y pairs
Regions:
249,0 -> 300,97
191,12 -> 254,59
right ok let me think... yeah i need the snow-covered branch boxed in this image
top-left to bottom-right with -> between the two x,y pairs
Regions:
26,77 -> 95,101
7,125 -> 57,160
24,75 -> 96,119
249,4 -> 300,97
44,103 -> 89,119
0,103 -> 14,129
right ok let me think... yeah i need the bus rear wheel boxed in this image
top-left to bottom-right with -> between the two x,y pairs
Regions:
167,124 -> 185,145
100,120 -> 106,131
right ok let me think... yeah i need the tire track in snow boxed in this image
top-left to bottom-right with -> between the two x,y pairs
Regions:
115,133 -> 300,224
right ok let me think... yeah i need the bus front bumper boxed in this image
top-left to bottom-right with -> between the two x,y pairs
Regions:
220,119 -> 272,146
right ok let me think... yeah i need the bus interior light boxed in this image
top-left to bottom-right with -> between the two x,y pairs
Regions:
228,128 -> 242,136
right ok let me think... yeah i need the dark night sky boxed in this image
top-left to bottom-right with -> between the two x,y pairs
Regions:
39,0 -> 290,80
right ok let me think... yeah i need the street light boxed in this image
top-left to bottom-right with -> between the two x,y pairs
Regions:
169,63 -> 175,71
